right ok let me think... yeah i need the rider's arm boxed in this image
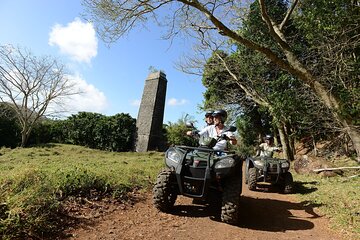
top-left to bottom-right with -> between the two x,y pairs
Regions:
228,135 -> 237,145
272,146 -> 282,152
224,132 -> 237,145
256,143 -> 264,156
197,125 -> 213,137
187,126 -> 210,137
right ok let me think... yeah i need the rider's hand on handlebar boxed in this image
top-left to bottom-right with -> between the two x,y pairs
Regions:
220,133 -> 229,140
186,130 -> 199,136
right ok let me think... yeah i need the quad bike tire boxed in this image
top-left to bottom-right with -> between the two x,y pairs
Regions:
153,168 -> 178,212
248,167 -> 257,191
282,172 -> 294,194
244,169 -> 248,184
221,174 -> 242,225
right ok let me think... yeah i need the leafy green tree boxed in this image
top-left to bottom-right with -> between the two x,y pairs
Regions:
165,115 -> 198,147
64,112 -> 136,151
65,112 -> 102,148
27,120 -> 54,145
48,119 -> 70,144
201,0 -> 358,160
107,113 -> 136,151
293,0 -> 360,126
0,103 -> 21,147
235,106 -> 270,147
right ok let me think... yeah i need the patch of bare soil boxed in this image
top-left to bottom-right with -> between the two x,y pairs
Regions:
64,179 -> 345,240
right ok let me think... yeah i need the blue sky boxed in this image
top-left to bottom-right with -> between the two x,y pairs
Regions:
0,0 -> 208,126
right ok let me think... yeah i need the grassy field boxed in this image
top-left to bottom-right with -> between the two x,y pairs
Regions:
0,144 -> 359,239
0,144 -> 164,239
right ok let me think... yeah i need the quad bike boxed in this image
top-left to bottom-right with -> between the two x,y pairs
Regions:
245,155 -> 294,194
152,124 -> 243,225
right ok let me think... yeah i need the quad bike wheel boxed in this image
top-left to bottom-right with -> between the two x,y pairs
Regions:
153,168 -> 178,212
282,172 -> 294,194
244,169 -> 248,184
221,174 -> 242,225
248,167 -> 257,191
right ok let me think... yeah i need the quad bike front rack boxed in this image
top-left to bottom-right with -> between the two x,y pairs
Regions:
174,146 -> 215,198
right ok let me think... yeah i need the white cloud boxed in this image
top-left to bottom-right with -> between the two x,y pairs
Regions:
130,99 -> 141,107
167,98 -> 189,106
61,74 -> 108,113
49,18 -> 98,63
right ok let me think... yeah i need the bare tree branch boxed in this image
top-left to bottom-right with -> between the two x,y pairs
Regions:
280,0 -> 298,30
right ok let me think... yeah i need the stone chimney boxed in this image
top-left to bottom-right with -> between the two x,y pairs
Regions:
136,71 -> 167,152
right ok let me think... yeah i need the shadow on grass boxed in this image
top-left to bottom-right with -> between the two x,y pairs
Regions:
31,143 -> 58,148
294,180 -> 318,195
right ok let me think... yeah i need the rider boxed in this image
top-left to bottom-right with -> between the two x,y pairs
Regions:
204,110 -> 214,126
256,134 -> 281,157
187,109 -> 237,151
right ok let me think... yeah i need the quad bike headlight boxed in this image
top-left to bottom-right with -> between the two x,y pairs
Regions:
254,160 -> 265,167
281,162 -> 290,168
166,149 -> 181,163
215,157 -> 235,169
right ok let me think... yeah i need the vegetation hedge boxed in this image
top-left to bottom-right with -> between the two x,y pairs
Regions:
0,109 -> 136,152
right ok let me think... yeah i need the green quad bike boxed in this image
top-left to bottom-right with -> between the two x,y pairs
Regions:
152,125 -> 243,225
245,156 -> 294,194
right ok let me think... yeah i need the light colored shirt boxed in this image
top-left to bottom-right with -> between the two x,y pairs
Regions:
198,125 -> 234,151
258,142 -> 280,157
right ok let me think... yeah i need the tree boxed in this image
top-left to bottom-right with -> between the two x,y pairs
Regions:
64,112 -> 136,151
0,45 -> 76,147
82,0 -> 360,161
164,114 -> 198,147
201,1 -> 337,160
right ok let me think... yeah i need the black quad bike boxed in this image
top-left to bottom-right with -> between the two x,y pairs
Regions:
152,125 -> 243,225
245,155 -> 294,194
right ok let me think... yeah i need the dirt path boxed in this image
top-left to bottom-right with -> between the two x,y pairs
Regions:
66,179 -> 345,240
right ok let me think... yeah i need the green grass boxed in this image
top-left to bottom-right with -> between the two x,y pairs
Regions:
293,160 -> 360,240
0,144 -> 164,239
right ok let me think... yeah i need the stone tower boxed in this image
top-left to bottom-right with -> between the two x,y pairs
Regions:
136,71 -> 167,152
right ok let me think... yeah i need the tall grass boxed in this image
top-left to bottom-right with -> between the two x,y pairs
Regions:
0,144 -> 164,239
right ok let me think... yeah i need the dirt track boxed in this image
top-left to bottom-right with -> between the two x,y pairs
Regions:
66,178 -> 345,240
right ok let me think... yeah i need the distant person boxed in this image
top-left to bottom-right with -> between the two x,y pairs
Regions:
256,135 -> 281,158
187,109 -> 237,151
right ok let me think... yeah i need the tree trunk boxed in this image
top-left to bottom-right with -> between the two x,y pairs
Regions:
311,81 -> 360,162
312,134 -> 318,157
278,122 -> 294,161
20,124 -> 31,147
283,121 -> 295,158
20,131 -> 27,147
344,123 -> 360,163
